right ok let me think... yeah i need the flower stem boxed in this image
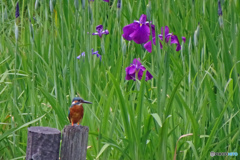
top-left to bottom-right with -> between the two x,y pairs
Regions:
159,50 -> 170,160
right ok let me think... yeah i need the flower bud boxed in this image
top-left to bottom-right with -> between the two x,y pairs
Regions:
121,37 -> 126,55
188,37 -> 192,53
15,22 -> 19,41
50,0 -> 53,13
117,0 -> 121,8
30,22 -> 34,41
218,0 -> 222,16
15,2 -> 19,18
82,0 -> 85,9
74,0 -> 79,10
218,16 -> 224,28
194,23 -> 200,46
35,0 -> 39,10
4,8 -> 8,20
146,2 -> 151,21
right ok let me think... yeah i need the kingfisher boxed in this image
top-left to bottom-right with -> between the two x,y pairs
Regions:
68,97 -> 92,126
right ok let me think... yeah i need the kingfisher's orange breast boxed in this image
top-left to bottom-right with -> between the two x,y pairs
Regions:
69,104 -> 84,124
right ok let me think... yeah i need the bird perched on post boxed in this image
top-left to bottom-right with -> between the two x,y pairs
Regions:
68,97 -> 92,126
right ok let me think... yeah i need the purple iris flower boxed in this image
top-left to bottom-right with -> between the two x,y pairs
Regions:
92,25 -> 109,38
92,49 -> 102,61
103,0 -> 109,2
125,58 -> 153,81
144,26 -> 186,53
122,14 -> 155,44
77,52 -> 85,59
15,2 -> 19,18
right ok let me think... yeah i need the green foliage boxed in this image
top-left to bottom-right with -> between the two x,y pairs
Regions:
0,0 -> 240,159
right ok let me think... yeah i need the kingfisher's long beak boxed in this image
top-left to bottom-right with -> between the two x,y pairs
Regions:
83,100 -> 92,104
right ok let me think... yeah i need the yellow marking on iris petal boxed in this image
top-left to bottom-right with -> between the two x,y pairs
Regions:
140,23 -> 143,27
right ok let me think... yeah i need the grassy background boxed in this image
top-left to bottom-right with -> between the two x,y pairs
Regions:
0,0 -> 240,159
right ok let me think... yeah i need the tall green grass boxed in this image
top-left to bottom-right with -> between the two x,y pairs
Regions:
0,0 -> 240,159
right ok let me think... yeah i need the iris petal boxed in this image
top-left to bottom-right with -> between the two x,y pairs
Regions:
92,32 -> 99,36
122,22 -> 139,41
146,23 -> 156,38
125,67 -> 132,80
144,41 -> 153,53
161,26 -> 169,35
160,42 -> 163,49
176,44 -> 181,51
144,37 -> 157,53
139,65 -> 146,71
128,66 -> 136,74
102,30 -> 109,35
139,14 -> 147,24
146,71 -> 153,80
125,74 -> 132,80
130,24 -> 150,44
138,70 -> 143,80
182,37 -> 186,43
132,58 -> 142,67
170,35 -> 179,44
158,34 -> 163,41
96,25 -> 103,32
165,33 -> 173,43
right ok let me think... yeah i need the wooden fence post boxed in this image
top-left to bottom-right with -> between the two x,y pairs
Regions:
26,126 -> 61,160
60,125 -> 89,160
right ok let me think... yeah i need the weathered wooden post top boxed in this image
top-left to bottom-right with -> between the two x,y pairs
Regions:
26,126 -> 61,160
60,125 -> 89,160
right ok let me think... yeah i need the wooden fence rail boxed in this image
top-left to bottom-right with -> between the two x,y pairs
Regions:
26,126 -> 89,160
